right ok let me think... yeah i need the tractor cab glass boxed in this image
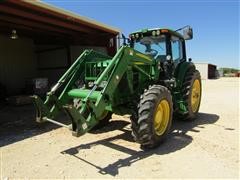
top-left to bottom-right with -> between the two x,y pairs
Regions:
133,35 -> 167,60
171,36 -> 183,62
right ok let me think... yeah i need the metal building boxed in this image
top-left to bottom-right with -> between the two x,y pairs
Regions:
194,62 -> 217,79
0,0 -> 120,97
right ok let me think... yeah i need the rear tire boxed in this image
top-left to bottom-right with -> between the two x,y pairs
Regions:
178,69 -> 202,120
131,85 -> 173,149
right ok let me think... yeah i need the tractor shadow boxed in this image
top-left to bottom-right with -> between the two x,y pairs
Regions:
0,104 -> 70,147
61,112 -> 219,176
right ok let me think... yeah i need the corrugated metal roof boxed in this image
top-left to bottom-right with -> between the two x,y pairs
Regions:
23,0 -> 121,34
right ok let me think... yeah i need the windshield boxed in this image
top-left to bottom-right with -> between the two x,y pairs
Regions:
133,35 -> 166,59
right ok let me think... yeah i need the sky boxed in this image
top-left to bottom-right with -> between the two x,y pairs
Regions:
43,0 -> 239,69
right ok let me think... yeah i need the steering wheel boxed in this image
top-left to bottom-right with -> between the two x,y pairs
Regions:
146,49 -> 158,57
150,49 -> 158,57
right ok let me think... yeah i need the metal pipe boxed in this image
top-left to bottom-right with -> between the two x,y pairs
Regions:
84,85 -> 98,101
43,117 -> 70,129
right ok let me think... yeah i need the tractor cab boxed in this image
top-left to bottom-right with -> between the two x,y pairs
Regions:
129,26 -> 193,63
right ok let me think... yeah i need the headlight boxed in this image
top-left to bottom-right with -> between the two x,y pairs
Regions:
152,31 -> 156,36
135,33 -> 139,38
88,81 -> 94,87
156,30 -> 160,35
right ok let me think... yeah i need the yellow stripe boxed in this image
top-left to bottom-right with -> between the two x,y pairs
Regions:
136,53 -> 152,61
134,62 -> 144,65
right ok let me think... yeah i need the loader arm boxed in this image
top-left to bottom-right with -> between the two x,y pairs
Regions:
32,46 -> 153,137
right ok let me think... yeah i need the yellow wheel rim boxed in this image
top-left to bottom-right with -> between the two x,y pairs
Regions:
191,79 -> 201,113
154,99 -> 170,136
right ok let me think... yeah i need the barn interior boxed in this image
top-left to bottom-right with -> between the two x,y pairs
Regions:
0,0 -> 119,146
0,0 -> 119,102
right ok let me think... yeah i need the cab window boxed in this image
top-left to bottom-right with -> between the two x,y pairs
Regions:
133,35 -> 167,59
171,36 -> 183,61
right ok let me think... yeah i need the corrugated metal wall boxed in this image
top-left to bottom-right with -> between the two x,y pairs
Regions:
195,63 -> 217,79
195,63 -> 208,80
0,33 -> 109,95
0,35 -> 37,95
70,46 -> 107,63
36,45 -> 107,86
36,45 -> 68,86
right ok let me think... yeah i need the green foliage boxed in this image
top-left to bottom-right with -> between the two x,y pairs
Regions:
218,67 -> 239,74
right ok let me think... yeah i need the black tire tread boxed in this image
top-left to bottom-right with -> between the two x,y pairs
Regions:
131,85 -> 173,149
179,69 -> 201,120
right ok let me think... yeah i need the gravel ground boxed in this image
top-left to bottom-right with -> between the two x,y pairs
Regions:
0,77 -> 239,179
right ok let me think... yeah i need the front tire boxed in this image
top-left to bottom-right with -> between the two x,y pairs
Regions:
131,85 -> 173,149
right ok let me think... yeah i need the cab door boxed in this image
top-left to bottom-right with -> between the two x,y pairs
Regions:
170,36 -> 186,65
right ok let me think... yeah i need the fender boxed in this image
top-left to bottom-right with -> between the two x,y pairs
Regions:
173,61 -> 196,113
174,61 -> 196,87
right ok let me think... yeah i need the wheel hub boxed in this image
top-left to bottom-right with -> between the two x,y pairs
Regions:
191,79 -> 201,112
154,99 -> 170,136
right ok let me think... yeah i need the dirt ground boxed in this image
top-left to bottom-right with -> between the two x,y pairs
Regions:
0,77 -> 239,179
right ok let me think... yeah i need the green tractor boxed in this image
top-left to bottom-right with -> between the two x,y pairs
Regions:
33,26 -> 201,148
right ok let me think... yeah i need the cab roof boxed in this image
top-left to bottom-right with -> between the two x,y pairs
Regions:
129,28 -> 184,39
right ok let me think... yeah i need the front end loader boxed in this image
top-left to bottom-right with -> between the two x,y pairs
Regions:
32,26 -> 202,148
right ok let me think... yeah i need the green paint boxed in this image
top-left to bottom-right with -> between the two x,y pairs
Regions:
32,27 -> 197,136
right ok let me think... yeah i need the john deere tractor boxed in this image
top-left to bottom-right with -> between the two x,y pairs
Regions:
33,26 -> 201,148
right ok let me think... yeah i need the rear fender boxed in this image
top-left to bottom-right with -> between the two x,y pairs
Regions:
174,61 -> 196,87
173,61 -> 196,113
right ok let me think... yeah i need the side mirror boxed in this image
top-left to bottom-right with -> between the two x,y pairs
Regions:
122,34 -> 127,45
183,26 -> 193,40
